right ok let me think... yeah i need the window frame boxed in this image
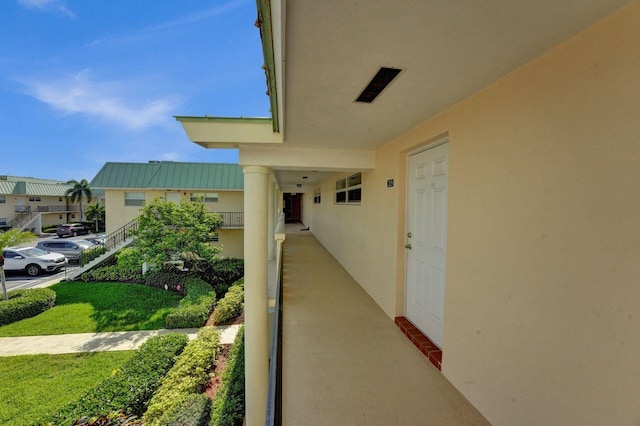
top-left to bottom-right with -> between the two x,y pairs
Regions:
190,192 -> 219,203
335,172 -> 362,205
124,192 -> 145,207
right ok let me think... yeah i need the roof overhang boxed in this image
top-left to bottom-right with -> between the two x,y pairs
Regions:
175,116 -> 283,148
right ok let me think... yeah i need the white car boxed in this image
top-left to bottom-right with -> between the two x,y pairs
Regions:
2,246 -> 67,276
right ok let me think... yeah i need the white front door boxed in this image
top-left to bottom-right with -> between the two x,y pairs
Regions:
406,142 -> 449,348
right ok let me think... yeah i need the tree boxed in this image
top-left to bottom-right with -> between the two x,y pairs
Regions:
85,203 -> 105,232
65,179 -> 93,222
0,229 -> 36,300
132,198 -> 223,267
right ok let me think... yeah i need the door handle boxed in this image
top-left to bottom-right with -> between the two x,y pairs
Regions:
405,243 -> 412,249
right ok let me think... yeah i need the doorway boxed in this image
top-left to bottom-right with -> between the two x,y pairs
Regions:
283,193 -> 302,223
405,142 -> 449,348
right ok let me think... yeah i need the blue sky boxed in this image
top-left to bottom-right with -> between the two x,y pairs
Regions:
0,0 -> 269,181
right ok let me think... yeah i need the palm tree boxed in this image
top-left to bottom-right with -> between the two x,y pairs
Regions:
0,229 -> 36,300
85,203 -> 105,232
65,179 -> 93,222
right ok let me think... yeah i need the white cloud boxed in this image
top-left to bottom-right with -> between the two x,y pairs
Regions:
17,0 -> 75,17
161,152 -> 183,161
22,70 -> 179,130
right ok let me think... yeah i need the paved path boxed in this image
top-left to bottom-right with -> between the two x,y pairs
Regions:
0,324 -> 242,356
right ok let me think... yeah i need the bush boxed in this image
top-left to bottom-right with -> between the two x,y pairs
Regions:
80,246 -> 107,266
158,394 -> 211,426
80,264 -> 143,283
144,266 -> 189,292
46,333 -> 189,424
186,258 -> 244,298
144,327 -> 221,425
213,280 -> 244,324
210,326 -> 245,426
0,288 -> 56,326
115,247 -> 144,271
165,277 -> 217,329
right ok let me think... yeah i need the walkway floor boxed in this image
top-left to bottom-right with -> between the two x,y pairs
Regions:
0,324 -> 242,356
281,226 -> 489,425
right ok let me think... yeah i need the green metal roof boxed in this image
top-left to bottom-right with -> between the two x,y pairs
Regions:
90,162 -> 244,190
0,176 -> 72,196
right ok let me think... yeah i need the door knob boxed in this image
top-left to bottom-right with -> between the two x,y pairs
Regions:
405,243 -> 412,249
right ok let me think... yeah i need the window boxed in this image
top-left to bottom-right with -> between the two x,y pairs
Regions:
0,218 -> 6,226
314,188 -> 321,204
209,232 -> 219,242
28,196 -> 41,202
335,172 -> 362,204
59,197 -> 63,202
125,192 -> 145,206
59,215 -> 63,220
0,196 -> 5,204
190,192 -> 218,203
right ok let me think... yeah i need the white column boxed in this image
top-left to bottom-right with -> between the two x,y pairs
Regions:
243,165 -> 270,425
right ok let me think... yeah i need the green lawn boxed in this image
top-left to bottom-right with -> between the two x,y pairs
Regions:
0,281 -> 182,337
0,351 -> 133,426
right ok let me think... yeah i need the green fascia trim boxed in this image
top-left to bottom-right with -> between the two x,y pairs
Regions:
175,116 -> 273,124
257,0 -> 280,133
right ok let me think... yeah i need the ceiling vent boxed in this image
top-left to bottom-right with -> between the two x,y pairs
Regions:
355,67 -> 402,103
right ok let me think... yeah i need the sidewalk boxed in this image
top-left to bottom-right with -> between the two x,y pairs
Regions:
0,324 -> 242,356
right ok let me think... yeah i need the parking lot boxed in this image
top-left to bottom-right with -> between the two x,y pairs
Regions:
3,233 -> 102,291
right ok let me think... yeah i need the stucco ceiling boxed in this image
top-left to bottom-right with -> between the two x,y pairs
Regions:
281,0 -> 632,150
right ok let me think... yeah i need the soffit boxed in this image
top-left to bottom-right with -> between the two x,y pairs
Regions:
282,0 -> 632,150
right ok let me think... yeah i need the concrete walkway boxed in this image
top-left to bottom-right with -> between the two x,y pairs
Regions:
0,324 -> 242,356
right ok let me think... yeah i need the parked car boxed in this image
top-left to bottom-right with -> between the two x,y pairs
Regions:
86,235 -> 106,246
2,246 -> 67,276
57,223 -> 90,238
36,239 -> 95,261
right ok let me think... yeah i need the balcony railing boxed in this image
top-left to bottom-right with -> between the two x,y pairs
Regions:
266,214 -> 286,426
218,211 -> 244,228
36,205 -> 80,213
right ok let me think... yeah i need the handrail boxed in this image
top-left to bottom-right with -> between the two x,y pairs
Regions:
104,219 -> 138,251
8,207 -> 33,228
266,213 -> 286,426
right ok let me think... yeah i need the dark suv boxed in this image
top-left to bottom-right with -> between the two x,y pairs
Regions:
56,223 -> 89,238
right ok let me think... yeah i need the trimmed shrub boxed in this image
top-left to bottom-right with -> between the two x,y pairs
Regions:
0,288 -> 56,326
213,280 -> 244,324
158,394 -> 211,426
165,277 -> 216,329
46,333 -> 189,424
144,266 -> 189,292
210,326 -> 245,426
115,247 -> 144,271
80,246 -> 107,266
187,258 -> 244,298
80,264 -> 143,283
144,327 -> 221,425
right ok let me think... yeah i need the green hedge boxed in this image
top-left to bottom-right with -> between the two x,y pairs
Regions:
45,333 -> 189,424
80,264 -> 144,283
210,326 -> 245,426
165,277 -> 217,329
213,279 -> 244,324
186,258 -> 244,298
0,288 -> 56,326
144,266 -> 188,293
144,327 -> 221,425
80,246 -> 107,266
158,394 -> 212,426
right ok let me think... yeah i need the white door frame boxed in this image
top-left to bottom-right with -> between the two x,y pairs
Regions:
404,138 -> 449,347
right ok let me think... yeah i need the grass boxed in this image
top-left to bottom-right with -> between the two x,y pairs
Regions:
0,281 -> 182,337
0,351 -> 133,426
